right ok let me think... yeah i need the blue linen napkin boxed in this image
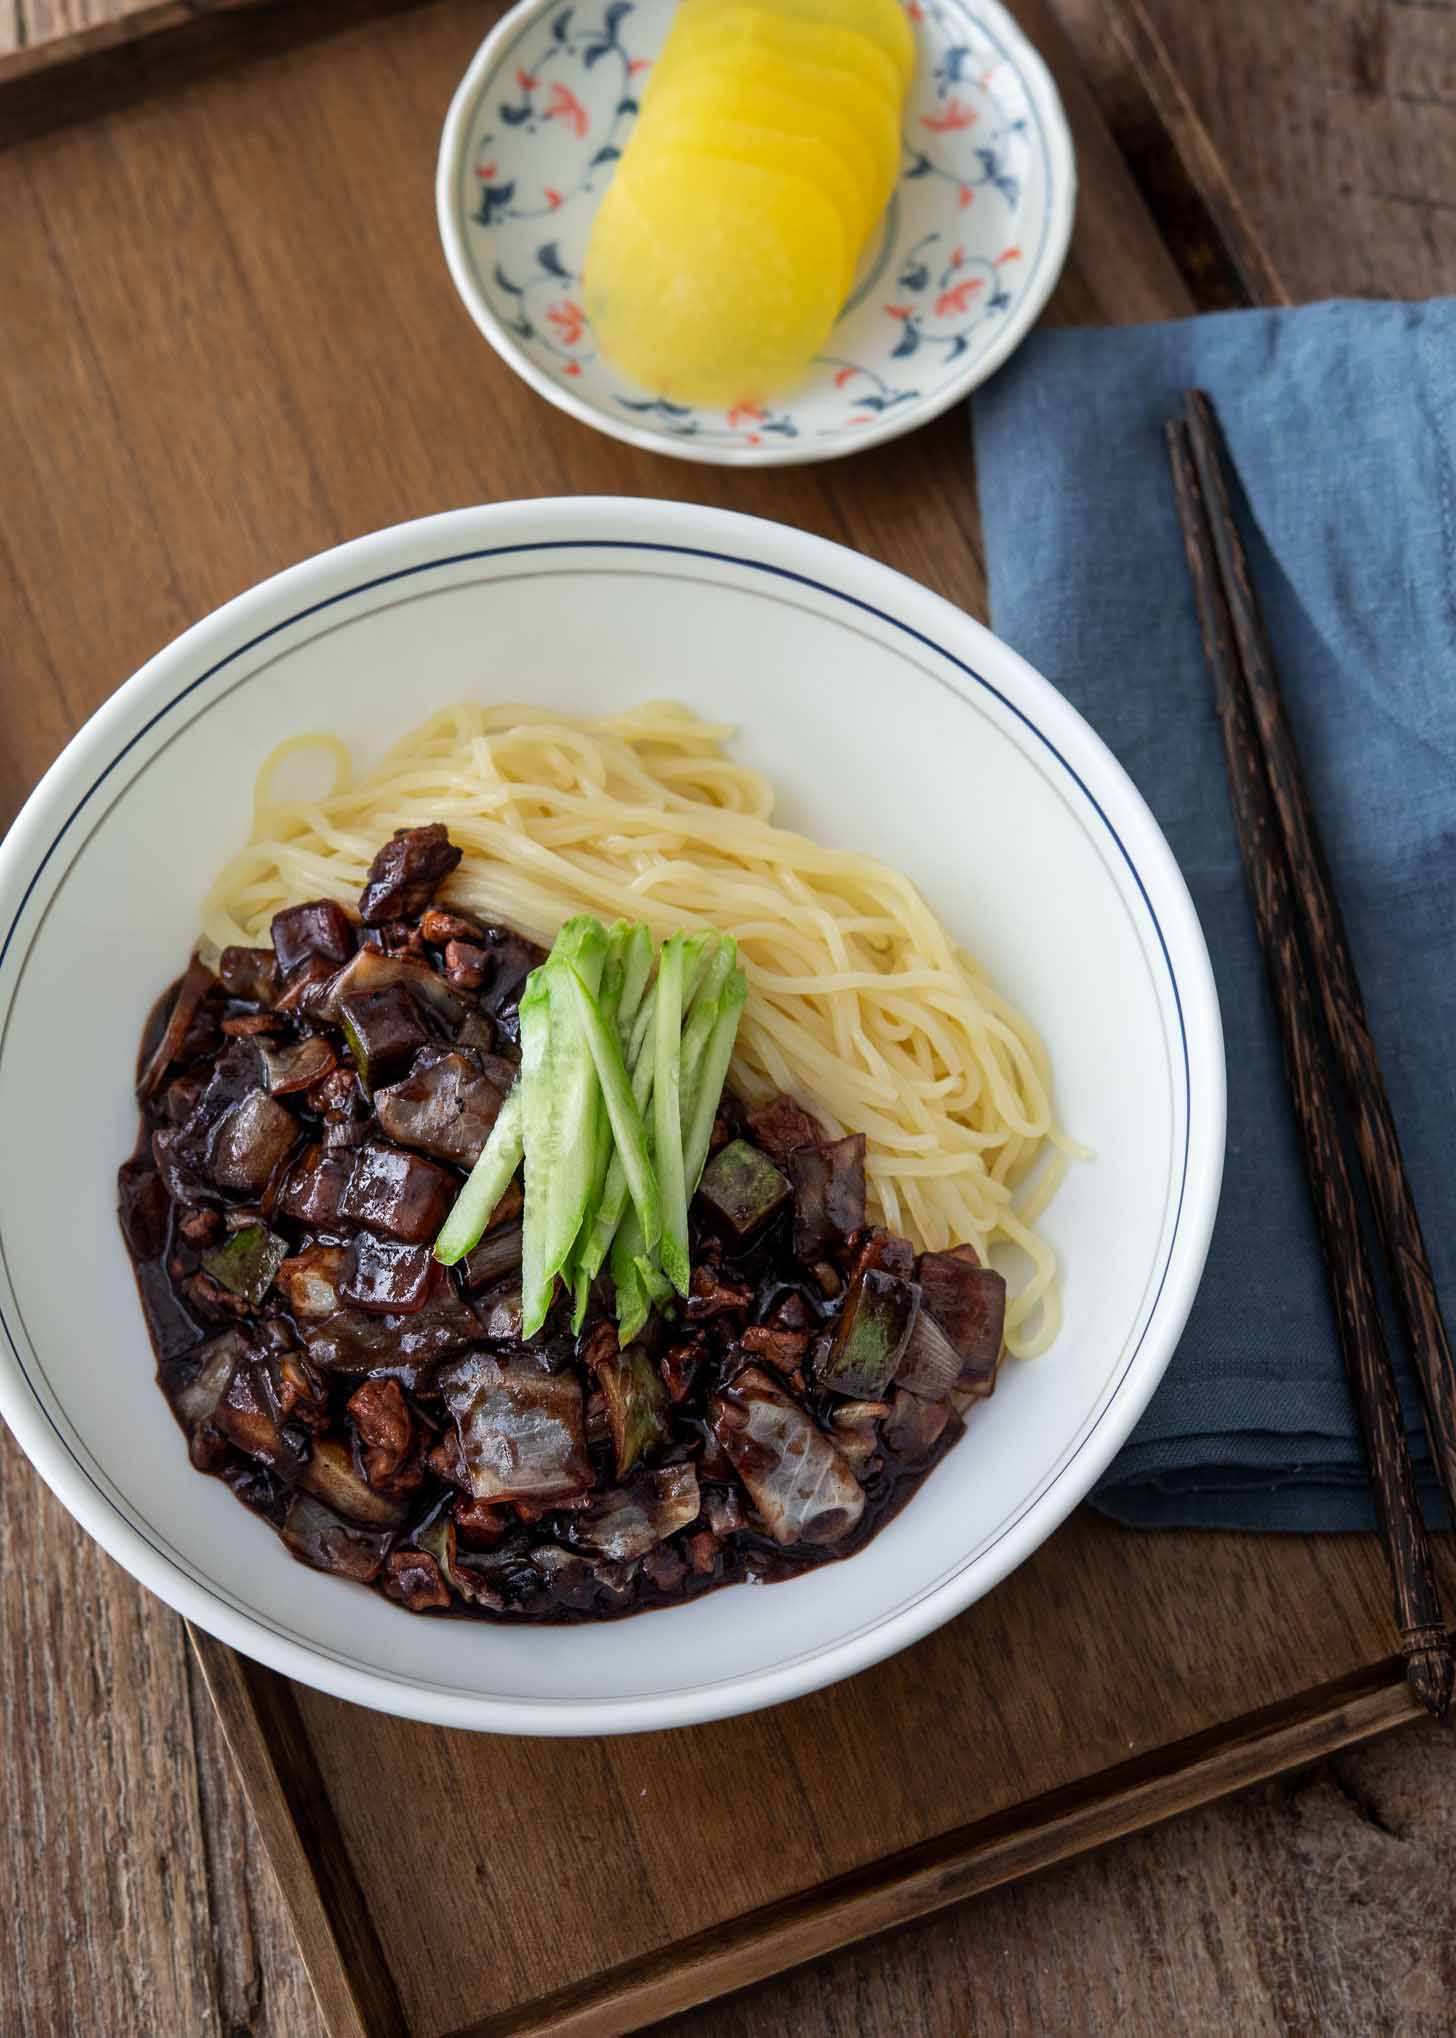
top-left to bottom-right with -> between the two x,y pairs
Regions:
970,299 -> 1456,1531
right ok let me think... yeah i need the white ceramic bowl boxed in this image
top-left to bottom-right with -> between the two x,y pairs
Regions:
435,0 -> 1075,465
0,500 -> 1223,1736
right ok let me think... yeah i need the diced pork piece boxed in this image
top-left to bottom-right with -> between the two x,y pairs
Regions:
217,947 -> 278,1006
883,1387 -> 954,1462
382,1547 -> 451,1612
270,899 -> 356,977
347,1377 -> 419,1492
357,825 -> 462,926
374,1048 -> 505,1168
338,1143 -> 454,1244
337,983 -> 428,1091
916,1246 -> 1006,1396
745,1092 -> 827,1166
210,1091 -> 298,1192
278,1143 -> 354,1228
342,1236 -> 436,1315
789,1134 -> 866,1260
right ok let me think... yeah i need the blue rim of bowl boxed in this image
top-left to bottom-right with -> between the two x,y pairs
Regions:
0,515 -> 1222,1733
434,0 -> 1078,467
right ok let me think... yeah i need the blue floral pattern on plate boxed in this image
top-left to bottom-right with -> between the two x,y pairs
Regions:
440,0 -> 1074,464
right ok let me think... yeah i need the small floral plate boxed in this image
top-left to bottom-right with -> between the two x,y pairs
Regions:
436,0 -> 1075,465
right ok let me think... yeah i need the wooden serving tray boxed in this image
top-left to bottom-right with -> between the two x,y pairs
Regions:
4,1 -> 1450,2032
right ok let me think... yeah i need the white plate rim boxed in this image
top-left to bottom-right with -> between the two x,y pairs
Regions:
433,0 -> 1078,467
0,497 -> 1224,1735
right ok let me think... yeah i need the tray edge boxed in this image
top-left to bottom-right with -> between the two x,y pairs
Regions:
190,1630 -> 411,2038
189,1623 -> 1427,2038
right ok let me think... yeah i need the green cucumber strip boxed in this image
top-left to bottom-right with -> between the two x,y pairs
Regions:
567,1081 -> 608,1303
634,1254 -> 674,1307
615,1275 -> 650,1347
572,927 -> 626,1304
579,1150 -> 629,1287
565,964 -> 661,1256
626,934 -> 710,1067
628,978 -> 655,1068
682,968 -> 748,1196
570,1258 -> 594,1336
599,930 -> 626,1031
551,917 -> 609,979
653,934 -> 691,1297
544,918 -> 608,1244
690,932 -> 736,1011
626,978 -> 659,1076
616,922 -> 654,1040
433,1084 -> 525,1264
578,980 -> 660,1282
682,932 -> 712,1000
521,919 -> 607,1337
681,936 -> 738,1123
516,968 -> 552,1327
611,1210 -> 652,1344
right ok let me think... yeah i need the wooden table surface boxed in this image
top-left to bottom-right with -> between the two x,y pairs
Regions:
2,2 -> 1454,2034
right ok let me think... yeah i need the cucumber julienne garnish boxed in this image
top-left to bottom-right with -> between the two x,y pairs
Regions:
433,917 -> 745,1344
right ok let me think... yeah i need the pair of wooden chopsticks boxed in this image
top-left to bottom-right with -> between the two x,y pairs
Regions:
1167,393 -> 1456,1722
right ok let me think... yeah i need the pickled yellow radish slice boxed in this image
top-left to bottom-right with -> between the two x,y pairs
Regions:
778,0 -> 915,84
663,0 -> 906,111
641,62 -> 883,234
667,0 -> 915,87
583,149 -> 848,407
633,87 -> 866,278
648,48 -> 899,214
632,75 -> 860,260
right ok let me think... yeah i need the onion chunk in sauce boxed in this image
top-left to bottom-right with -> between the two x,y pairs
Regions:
438,1352 -> 594,1506
710,1366 -> 865,1547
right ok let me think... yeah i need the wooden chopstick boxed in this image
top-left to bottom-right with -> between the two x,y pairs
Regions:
1166,418 -> 1454,1721
1183,388 -> 1456,1528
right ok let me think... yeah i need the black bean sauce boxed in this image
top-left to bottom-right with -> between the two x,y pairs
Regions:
117,830 -> 1006,1623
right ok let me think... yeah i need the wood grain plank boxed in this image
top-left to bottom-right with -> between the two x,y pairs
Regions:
1050,0 -> 1292,307
0,0 -> 385,86
183,1643 -> 333,2038
7,0 -> 159,50
0,1429 -> 324,2038
440,1665 -> 1433,2038
1135,0 -> 1456,303
190,1634 -> 408,2038
659,1718 -> 1456,2038
0,1438 -> 216,2036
